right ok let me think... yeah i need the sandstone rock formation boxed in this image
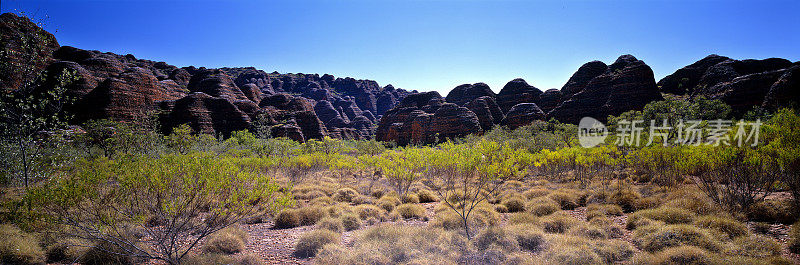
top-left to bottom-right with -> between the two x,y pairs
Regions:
548,55 -> 663,123
0,13 -> 60,90
496,78 -> 542,113
502,103 -> 546,129
376,91 -> 482,145
445,83 -> 495,106
0,13 -> 413,140
659,55 -> 799,116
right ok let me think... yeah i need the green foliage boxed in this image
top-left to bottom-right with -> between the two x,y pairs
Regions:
34,153 -> 291,264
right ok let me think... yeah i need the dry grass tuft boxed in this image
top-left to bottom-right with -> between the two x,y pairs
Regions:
316,217 -> 344,233
628,207 -> 695,229
294,229 -> 340,258
540,211 -> 581,233
502,196 -> 527,213
401,193 -> 420,204
790,220 -> 800,254
726,234 -> 782,258
693,215 -> 749,239
395,203 -> 426,219
273,209 -> 301,229
0,224 -> 45,265
585,203 -> 623,220
341,213 -> 362,231
416,189 -> 439,203
203,227 -> 248,254
645,246 -> 714,265
634,224 -> 722,253
548,190 -> 579,210
332,188 -> 359,203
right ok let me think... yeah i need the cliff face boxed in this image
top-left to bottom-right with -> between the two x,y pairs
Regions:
658,55 -> 799,115
377,55 -> 666,145
1,13 -> 411,140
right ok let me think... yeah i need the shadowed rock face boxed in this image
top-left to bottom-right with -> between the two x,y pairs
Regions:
466,96 -> 505,131
502,103 -> 546,129
548,55 -> 663,123
659,55 -> 799,116
560,61 -> 608,99
445,83 -> 496,106
0,13 -> 60,91
538,89 -> 563,113
0,12 -> 415,141
496,78 -> 543,113
763,65 -> 800,111
658,54 -> 731,95
161,92 -> 251,137
48,46 -> 189,123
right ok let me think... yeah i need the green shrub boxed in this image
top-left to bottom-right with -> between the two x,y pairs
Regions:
395,203 -> 426,219
693,215 -> 749,239
203,227 -> 247,254
316,217 -> 344,233
727,235 -> 782,258
635,224 -> 722,253
341,213 -> 362,231
294,230 -> 340,258
416,189 -> 439,203
332,188 -> 359,202
273,209 -> 301,229
0,224 -> 45,265
646,246 -> 714,265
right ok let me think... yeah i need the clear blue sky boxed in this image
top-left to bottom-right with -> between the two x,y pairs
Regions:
4,0 -> 799,94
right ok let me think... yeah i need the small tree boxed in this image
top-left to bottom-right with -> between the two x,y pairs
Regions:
423,141 -> 528,238
378,147 -> 423,198
37,153 -> 292,265
0,12 -> 77,191
695,147 -> 778,211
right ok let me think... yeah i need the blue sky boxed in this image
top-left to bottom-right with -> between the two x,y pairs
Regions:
4,0 -> 799,94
